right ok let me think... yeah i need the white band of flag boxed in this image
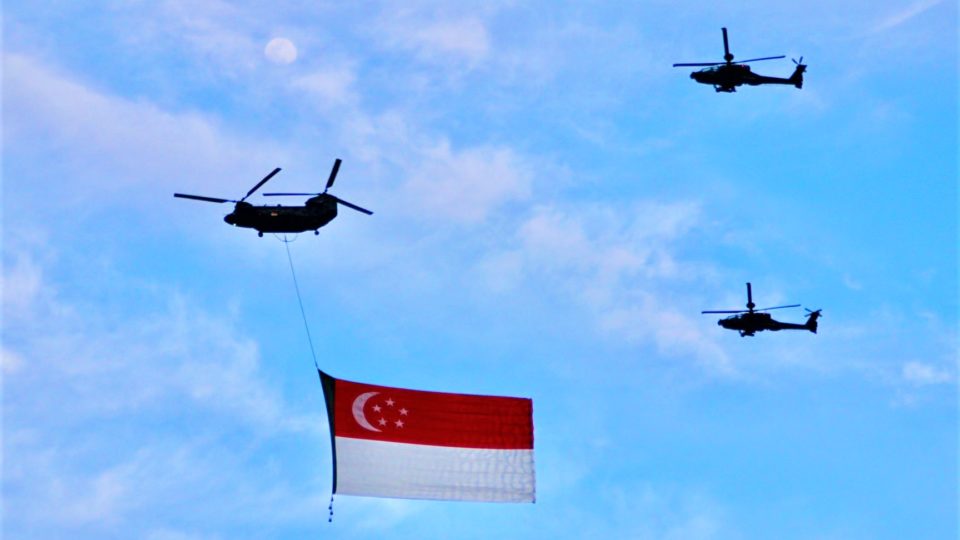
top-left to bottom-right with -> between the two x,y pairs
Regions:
335,437 -> 535,502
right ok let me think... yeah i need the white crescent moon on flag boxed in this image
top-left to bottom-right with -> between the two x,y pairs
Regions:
351,391 -> 381,432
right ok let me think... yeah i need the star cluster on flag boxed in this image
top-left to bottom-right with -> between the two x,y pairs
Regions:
368,396 -> 409,430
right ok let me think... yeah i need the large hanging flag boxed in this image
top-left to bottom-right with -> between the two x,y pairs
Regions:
319,370 -> 535,503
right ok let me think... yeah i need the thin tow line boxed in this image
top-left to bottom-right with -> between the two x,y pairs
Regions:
279,235 -> 333,522
281,236 -> 320,371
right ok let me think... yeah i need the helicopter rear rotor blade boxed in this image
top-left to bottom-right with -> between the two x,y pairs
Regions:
325,159 -> 342,192
734,55 -> 786,64
174,193 -> 235,203
263,192 -> 318,197
240,167 -> 282,202
756,304 -> 801,312
722,27 -> 733,62
332,195 -> 373,215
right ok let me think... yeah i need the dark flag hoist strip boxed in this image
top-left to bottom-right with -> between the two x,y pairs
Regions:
320,370 -> 536,503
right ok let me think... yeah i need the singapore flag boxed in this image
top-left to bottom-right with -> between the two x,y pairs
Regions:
319,371 -> 535,503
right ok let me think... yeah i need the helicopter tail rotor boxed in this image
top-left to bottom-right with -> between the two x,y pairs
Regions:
789,58 -> 806,88
804,308 -> 822,333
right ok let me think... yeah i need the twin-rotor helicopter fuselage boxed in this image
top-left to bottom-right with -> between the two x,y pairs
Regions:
174,158 -> 372,237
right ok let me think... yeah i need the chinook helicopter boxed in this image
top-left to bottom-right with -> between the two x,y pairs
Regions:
702,283 -> 821,337
174,159 -> 372,237
673,28 -> 806,93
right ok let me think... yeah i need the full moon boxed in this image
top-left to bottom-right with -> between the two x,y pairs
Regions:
265,37 -> 297,64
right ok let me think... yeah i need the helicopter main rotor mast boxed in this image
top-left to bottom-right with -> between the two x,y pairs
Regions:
701,282 -> 801,314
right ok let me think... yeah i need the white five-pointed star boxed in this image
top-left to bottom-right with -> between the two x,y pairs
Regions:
378,418 -> 387,426
385,398 -> 395,407
395,419 -> 404,428
372,404 -> 381,413
399,408 -> 408,416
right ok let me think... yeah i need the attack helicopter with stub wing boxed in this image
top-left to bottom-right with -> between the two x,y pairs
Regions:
703,283 -> 821,337
673,28 -> 806,93
174,159 -> 372,237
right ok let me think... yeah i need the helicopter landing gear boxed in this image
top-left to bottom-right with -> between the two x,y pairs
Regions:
258,231 -> 264,237
314,230 -> 319,235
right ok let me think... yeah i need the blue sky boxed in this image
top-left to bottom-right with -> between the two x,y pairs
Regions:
3,1 -> 957,538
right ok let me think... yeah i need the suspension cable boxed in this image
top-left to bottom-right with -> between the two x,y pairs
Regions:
280,235 -> 320,371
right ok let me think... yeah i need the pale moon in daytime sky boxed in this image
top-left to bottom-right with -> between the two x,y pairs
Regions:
265,37 -> 298,64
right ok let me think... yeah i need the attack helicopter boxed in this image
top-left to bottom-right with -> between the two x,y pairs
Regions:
702,283 -> 821,337
673,28 -> 806,93
174,159 -> 372,237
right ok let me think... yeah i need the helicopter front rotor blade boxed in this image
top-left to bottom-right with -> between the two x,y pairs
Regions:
702,310 -> 748,314
673,62 -> 724,67
174,193 -> 234,203
240,167 -> 282,202
332,195 -> 373,215
263,192 -> 319,197
325,159 -> 342,192
734,55 -> 786,64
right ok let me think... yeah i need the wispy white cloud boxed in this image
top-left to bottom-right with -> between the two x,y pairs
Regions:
870,0 -> 944,33
399,140 -> 533,224
902,361 -> 954,386
3,53 -> 286,202
117,0 -> 262,75
293,63 -> 359,106
477,201 -> 731,372
2,237 -> 328,533
373,10 -> 491,66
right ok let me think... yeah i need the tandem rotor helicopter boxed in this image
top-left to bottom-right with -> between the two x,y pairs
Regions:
174,159 -> 372,237
703,283 -> 821,337
673,28 -> 806,93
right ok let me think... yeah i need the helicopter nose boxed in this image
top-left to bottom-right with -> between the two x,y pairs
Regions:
224,214 -> 236,225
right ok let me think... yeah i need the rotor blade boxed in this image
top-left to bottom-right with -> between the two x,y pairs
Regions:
734,55 -> 786,63
673,62 -> 724,67
332,196 -> 373,215
702,310 -> 748,314
325,159 -> 342,192
241,167 -> 282,202
756,304 -> 801,311
263,192 -> 320,196
722,27 -> 731,61
174,193 -> 233,203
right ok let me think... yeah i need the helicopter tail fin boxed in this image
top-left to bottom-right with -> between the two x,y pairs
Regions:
804,309 -> 821,333
789,59 -> 806,89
